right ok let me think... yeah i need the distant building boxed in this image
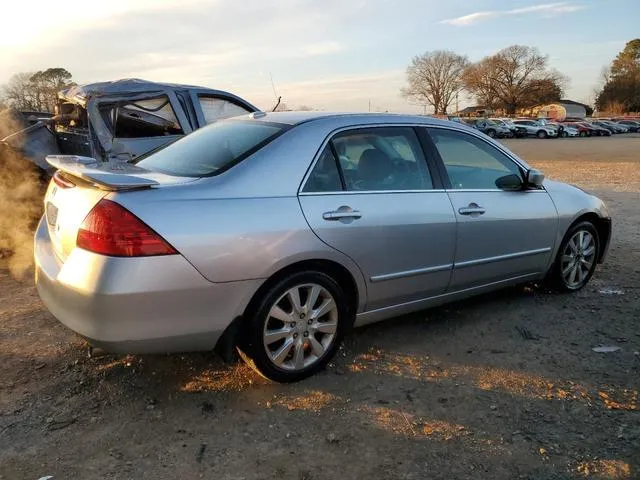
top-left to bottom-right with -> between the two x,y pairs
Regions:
536,100 -> 592,120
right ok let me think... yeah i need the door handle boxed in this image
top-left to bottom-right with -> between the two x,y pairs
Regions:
322,207 -> 362,221
458,203 -> 486,216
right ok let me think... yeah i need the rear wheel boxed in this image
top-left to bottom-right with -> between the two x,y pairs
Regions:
238,271 -> 349,382
579,131 -> 587,137
546,221 -> 599,292
537,130 -> 548,139
486,129 -> 496,138
561,131 -> 569,138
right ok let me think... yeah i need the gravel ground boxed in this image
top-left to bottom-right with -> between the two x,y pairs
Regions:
1,135 -> 639,480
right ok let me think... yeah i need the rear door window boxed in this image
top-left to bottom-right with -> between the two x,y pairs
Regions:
302,146 -> 343,193
135,119 -> 287,177
331,127 -> 433,191
198,96 -> 251,124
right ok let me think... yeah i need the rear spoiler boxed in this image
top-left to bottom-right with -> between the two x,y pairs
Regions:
46,155 -> 159,191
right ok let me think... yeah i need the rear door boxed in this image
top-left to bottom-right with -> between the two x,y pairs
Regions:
426,127 -> 558,291
298,126 -> 457,311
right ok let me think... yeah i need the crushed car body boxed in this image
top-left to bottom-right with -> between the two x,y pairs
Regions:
1,78 -> 258,173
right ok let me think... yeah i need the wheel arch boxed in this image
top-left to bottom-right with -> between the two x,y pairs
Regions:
214,258 -> 364,361
569,212 -> 611,263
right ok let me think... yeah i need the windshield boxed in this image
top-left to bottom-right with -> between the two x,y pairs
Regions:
135,119 -> 288,177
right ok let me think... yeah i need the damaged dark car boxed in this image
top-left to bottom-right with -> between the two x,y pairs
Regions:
1,78 -> 258,175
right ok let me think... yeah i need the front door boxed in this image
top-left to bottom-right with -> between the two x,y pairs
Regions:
298,126 -> 457,311
427,127 -> 558,291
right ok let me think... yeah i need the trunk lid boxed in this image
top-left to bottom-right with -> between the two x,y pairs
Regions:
44,155 -> 198,261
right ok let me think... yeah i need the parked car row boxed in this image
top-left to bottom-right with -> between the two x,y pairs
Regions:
459,116 -> 640,139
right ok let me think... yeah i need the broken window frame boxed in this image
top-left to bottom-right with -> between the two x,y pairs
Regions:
98,94 -> 186,139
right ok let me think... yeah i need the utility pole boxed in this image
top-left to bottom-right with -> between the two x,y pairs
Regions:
368,99 -> 371,112
455,92 -> 459,114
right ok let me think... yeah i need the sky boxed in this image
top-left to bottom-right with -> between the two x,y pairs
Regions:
1,0 -> 638,113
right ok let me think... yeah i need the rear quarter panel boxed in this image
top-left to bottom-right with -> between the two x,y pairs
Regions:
110,188 -> 368,312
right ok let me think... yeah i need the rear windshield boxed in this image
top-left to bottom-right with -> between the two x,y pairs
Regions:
135,119 -> 287,177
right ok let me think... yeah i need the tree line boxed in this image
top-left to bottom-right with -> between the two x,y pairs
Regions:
1,40 -> 638,116
596,39 -> 640,113
1,68 -> 75,113
403,39 -> 640,115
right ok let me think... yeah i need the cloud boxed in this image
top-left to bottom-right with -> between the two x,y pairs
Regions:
0,1 -> 354,84
440,2 -> 586,26
441,11 -> 499,26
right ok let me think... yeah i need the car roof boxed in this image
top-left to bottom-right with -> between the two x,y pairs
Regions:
236,111 -> 461,128
58,78 -> 241,104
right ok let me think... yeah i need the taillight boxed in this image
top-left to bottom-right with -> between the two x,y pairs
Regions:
77,199 -> 177,257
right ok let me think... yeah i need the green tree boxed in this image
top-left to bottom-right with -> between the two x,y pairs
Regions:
596,39 -> 640,112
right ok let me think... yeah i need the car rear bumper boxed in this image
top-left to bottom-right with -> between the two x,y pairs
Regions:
34,217 -> 261,354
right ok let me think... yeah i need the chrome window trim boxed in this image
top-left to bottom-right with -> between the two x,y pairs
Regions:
298,123 -> 437,195
444,189 -> 547,193
299,189 -> 446,196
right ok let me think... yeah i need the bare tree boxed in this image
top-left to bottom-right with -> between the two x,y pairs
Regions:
463,45 -> 567,114
460,59 -> 500,110
402,51 -> 470,114
2,72 -> 38,111
2,68 -> 74,113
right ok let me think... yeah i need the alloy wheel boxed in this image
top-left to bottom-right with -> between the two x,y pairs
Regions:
560,230 -> 596,289
262,283 -> 338,371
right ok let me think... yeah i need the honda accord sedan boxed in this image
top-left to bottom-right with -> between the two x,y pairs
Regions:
35,112 -> 611,382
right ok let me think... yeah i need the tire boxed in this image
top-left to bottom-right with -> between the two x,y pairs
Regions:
546,221 -> 600,292
537,130 -> 548,139
579,131 -> 587,137
561,131 -> 568,138
486,129 -> 496,138
238,271 -> 350,382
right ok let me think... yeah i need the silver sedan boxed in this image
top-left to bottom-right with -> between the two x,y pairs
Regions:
35,112 -> 611,382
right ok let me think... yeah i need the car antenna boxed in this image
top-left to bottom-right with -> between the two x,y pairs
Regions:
269,72 -> 281,112
272,96 -> 282,112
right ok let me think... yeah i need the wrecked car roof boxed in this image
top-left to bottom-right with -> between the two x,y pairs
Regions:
58,78 -> 239,105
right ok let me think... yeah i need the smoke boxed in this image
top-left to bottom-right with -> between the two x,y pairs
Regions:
0,109 -> 44,279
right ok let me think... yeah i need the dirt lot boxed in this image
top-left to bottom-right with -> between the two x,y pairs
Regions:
1,136 -> 639,480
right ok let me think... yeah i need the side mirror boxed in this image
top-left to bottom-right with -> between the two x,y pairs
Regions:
495,173 -> 524,190
526,169 -> 544,188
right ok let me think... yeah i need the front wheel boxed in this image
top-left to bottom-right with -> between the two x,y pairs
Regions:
561,131 -> 569,138
546,221 -> 599,292
238,271 -> 349,382
486,129 -> 496,138
537,130 -> 548,139
579,131 -> 587,137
